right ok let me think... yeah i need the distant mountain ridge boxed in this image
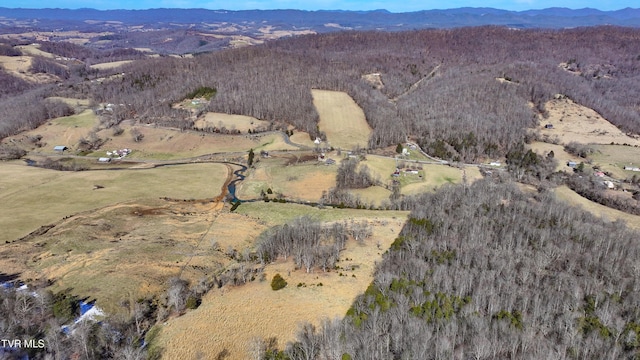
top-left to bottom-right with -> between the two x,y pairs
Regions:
0,7 -> 639,31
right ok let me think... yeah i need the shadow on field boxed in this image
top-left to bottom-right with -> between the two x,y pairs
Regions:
0,271 -> 21,284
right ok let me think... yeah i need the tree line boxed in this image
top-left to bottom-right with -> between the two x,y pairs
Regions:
256,216 -> 372,273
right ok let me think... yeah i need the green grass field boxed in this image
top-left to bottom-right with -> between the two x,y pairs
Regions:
349,186 -> 392,206
589,144 -> 640,179
235,201 -> 409,226
237,157 -> 336,201
51,109 -> 97,128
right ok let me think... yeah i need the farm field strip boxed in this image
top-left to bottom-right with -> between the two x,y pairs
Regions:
553,185 -> 640,230
312,89 -> 372,150
88,60 -> 135,70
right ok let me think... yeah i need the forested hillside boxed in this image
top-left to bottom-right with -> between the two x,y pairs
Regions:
3,26 -> 639,162
277,179 -> 640,359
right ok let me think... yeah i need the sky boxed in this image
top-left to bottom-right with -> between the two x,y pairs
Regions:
3,0 -> 636,12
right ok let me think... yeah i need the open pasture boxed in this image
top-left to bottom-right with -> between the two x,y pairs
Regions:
237,157 -> 336,202
0,198 -> 232,314
3,109 -> 98,152
156,214 -> 408,360
363,155 -> 469,194
349,186 -> 392,206
313,89 -> 372,150
15,44 -> 55,58
400,164 -> 464,195
0,161 -> 229,243
0,55 -> 50,82
195,112 -> 271,133
537,97 -> 640,146
589,144 -> 640,179
288,131 -> 316,147
95,126 -> 296,159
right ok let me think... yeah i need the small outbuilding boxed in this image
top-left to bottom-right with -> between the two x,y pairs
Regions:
53,145 -> 68,152
544,124 -> 554,129
98,157 -> 111,163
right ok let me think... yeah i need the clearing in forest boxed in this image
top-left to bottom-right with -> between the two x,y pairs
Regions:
15,44 -> 55,58
156,210 -> 409,360
553,186 -> 640,230
4,109 -> 98,152
89,60 -> 135,70
528,142 -> 581,172
0,55 -> 58,83
537,97 -> 640,146
195,113 -> 271,133
312,89 -> 372,150
46,97 -> 91,108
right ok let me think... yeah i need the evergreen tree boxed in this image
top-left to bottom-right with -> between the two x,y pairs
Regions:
248,148 -> 255,166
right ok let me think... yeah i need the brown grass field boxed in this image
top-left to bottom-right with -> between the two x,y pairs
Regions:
0,162 -> 229,243
8,111 -> 297,160
0,55 -> 58,83
0,160 -> 234,313
349,186 -> 392,206
537,97 -> 640,146
236,157 -> 336,201
46,97 -> 92,108
194,113 -> 271,133
3,109 -> 98,153
0,31 -> 113,43
234,202 -> 409,225
312,89 -> 372,150
89,60 -> 135,70
553,186 -> 640,230
288,131 -> 316,147
94,126 -> 297,159
15,44 -> 55,58
155,212 -> 408,360
528,141 -> 582,172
